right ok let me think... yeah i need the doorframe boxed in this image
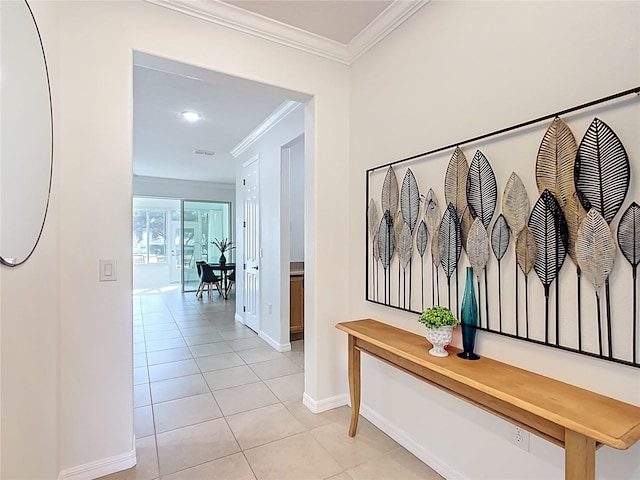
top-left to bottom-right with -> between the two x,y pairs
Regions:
280,133 -> 305,347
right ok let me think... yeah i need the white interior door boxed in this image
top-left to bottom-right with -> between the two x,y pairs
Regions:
243,156 -> 260,332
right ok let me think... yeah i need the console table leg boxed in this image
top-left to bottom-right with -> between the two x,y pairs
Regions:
565,430 -> 595,480
348,334 -> 361,437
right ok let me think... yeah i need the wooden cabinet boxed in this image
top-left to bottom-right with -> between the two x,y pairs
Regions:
290,274 -> 304,341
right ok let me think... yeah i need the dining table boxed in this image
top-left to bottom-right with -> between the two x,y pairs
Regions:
208,262 -> 235,300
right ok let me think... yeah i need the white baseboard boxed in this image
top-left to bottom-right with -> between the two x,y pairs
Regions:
360,403 -> 465,480
58,445 -> 136,480
234,312 -> 244,324
259,330 -> 291,352
302,392 -> 348,413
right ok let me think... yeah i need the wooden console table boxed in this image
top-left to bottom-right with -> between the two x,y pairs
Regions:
336,319 -> 640,480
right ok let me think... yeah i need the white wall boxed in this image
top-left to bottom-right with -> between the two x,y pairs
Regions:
289,137 -> 305,262
349,2 -> 640,479
133,175 -> 235,203
0,1 -> 61,478
235,105 -> 305,350
0,1 -> 350,477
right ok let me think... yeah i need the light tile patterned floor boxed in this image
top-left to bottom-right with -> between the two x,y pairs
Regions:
99,287 -> 443,480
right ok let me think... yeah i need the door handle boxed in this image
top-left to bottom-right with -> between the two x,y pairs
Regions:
252,266 -> 259,270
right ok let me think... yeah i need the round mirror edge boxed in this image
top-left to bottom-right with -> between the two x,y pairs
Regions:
0,0 -> 55,268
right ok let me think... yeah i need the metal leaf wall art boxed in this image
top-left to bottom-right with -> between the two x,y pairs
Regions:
466,150 -> 497,229
365,91 -> 640,369
397,223 -> 413,308
536,118 -> 578,350
444,147 -> 469,216
529,189 -> 568,344
617,202 -> 640,363
503,172 -> 530,240
516,225 -> 537,337
367,199 -> 380,300
381,167 -> 399,218
575,117 -> 630,358
424,189 -> 442,305
467,217 -> 490,328
491,214 -> 511,331
401,169 -> 420,234
564,192 -> 587,349
466,150 -> 497,324
439,203 -> 462,313
576,209 -> 616,357
416,220 -> 429,310
575,118 -> 630,224
502,172 -> 530,333
460,206 -> 474,255
536,117 -> 577,209
394,210 -> 404,302
378,211 -> 394,304
400,169 -> 420,308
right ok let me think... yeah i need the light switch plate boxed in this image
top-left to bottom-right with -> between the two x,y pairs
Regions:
99,259 -> 117,281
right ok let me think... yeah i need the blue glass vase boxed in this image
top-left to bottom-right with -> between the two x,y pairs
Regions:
458,266 -> 480,360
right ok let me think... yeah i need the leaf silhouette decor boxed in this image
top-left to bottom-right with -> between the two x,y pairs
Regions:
617,202 -> 640,364
444,147 -> 469,216
460,206 -> 474,254
502,171 -> 530,334
466,150 -> 497,229
575,117 -> 630,359
416,220 -> 429,310
398,223 -> 413,270
576,209 -> 616,357
491,214 -> 510,262
367,199 -> 380,301
516,225 -> 537,338
397,223 -> 413,309
529,189 -> 568,344
416,220 -> 429,258
381,167 -> 399,218
467,218 -> 489,329
466,150 -> 496,324
400,169 -> 420,309
378,211 -> 394,304
424,189 -> 442,305
491,214 -> 511,332
575,117 -> 630,224
536,117 -> 578,209
502,172 -> 530,240
393,210 -> 404,306
564,192 -> 587,350
401,169 -> 420,234
439,203 -> 462,312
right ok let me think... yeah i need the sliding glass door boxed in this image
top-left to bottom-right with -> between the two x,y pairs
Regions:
182,200 -> 231,292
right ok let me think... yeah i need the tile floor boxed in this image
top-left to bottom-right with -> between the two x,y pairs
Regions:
100,287 -> 443,480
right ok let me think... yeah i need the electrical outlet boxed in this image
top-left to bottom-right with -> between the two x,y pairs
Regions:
511,426 -> 530,451
268,304 -> 273,314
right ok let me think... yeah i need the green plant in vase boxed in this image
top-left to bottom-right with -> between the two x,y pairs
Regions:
418,306 -> 460,357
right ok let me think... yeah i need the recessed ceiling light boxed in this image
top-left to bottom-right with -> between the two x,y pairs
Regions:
181,111 -> 201,122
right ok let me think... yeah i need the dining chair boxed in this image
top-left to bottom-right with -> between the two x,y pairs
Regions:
225,268 -> 235,297
195,261 -> 223,299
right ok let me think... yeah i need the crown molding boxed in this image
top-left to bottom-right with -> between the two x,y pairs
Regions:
145,0 -> 428,65
348,0 -> 429,63
230,100 -> 301,158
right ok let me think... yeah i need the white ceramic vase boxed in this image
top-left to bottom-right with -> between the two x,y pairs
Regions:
425,325 -> 453,357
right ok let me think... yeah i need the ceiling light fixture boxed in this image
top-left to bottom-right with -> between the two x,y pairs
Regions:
181,111 -> 201,122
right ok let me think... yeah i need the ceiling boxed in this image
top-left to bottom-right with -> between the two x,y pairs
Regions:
221,1 -> 392,44
134,1 -> 425,184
